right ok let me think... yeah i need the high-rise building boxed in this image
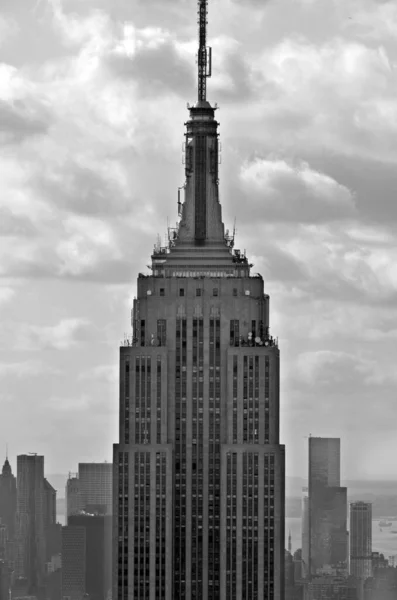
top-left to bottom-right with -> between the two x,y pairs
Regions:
43,478 -> 56,528
78,463 -> 112,514
309,438 -> 340,488
0,456 -> 16,542
302,487 -> 309,579
350,502 -> 372,581
112,2 -> 285,599
69,514 -> 112,600
66,473 -> 82,521
15,454 -> 46,598
0,560 -> 11,600
308,438 -> 348,575
61,526 -> 86,600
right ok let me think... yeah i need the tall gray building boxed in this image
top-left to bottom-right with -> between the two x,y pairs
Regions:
301,487 -> 309,579
308,438 -> 348,576
66,473 -> 82,521
112,1 -> 285,599
350,502 -> 372,581
0,456 -> 16,544
15,454 -> 46,598
78,463 -> 112,514
61,525 -> 86,600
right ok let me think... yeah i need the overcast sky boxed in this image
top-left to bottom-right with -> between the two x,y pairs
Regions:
1,0 -> 397,481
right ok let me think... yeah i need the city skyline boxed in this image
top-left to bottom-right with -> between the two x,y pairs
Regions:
1,0 -> 397,480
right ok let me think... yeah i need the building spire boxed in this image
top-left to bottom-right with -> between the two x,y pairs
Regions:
288,530 -> 292,554
197,0 -> 212,102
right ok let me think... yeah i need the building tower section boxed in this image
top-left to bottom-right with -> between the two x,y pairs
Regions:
113,2 -> 285,599
350,502 -> 372,581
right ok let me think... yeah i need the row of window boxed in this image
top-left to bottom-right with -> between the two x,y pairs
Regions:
155,287 -> 240,297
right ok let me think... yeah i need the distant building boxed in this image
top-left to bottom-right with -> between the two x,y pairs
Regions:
0,456 -> 16,542
61,526 -> 86,600
43,479 -> 56,528
302,487 -> 309,578
45,523 -> 61,564
350,502 -> 372,581
304,575 -> 359,600
364,566 -> 397,600
308,438 -> 348,575
15,454 -> 46,599
65,475 -> 81,522
371,552 -> 388,571
68,514 -> 111,600
78,464 -> 112,515
0,560 -> 11,600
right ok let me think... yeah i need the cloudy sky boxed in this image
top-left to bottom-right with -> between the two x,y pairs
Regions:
1,0 -> 397,482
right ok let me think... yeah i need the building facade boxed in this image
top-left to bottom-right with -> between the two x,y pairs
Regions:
61,525 -> 86,600
15,454 -> 46,598
69,514 -> 112,600
308,438 -> 348,575
66,474 -> 82,521
302,487 -> 309,579
350,502 -> 372,581
78,463 -> 112,514
112,2 -> 285,599
0,457 -> 16,544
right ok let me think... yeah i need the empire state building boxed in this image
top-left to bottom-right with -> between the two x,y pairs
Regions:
113,2 -> 285,599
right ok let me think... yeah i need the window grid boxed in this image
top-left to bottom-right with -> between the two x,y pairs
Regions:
226,452 -> 237,600
265,356 -> 270,443
230,319 -> 240,347
208,318 -> 221,599
264,453 -> 275,597
232,356 -> 238,444
117,451 -> 129,599
156,356 -> 162,443
125,360 -> 130,444
174,318 -> 187,598
134,357 -> 151,444
155,452 -> 167,599
133,451 -> 150,598
191,318 -> 204,597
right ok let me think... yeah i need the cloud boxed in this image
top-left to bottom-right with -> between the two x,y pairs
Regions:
0,360 -> 60,378
0,16 -> 19,48
293,349 -> 397,390
239,158 -> 356,223
78,364 -> 118,383
13,318 -> 93,351
0,98 -> 51,143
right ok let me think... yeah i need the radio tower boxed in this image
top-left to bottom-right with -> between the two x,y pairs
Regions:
197,0 -> 212,102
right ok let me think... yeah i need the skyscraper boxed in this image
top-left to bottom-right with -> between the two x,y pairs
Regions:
66,473 -> 82,521
43,478 -> 56,528
113,2 -> 285,599
350,502 -> 372,581
308,438 -> 348,576
78,463 -> 112,514
302,486 -> 309,579
15,454 -> 46,598
69,514 -> 112,600
0,456 -> 16,542
61,525 -> 86,600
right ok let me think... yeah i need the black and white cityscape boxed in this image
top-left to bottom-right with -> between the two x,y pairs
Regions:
1,0 -> 397,599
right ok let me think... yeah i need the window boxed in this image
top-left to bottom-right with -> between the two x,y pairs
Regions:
160,288 -> 165,296
213,288 -> 218,297
196,289 -> 202,296
179,289 -> 185,297
233,288 -> 237,296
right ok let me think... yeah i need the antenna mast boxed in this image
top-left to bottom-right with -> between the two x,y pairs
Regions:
198,0 -> 212,102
